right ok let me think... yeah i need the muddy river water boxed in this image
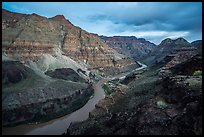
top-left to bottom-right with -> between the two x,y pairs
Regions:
2,62 -> 147,135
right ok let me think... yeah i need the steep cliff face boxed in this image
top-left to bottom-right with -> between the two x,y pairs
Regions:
2,77 -> 93,126
2,9 -> 135,71
100,36 -> 156,60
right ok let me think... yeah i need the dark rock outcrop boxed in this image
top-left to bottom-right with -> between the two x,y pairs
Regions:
45,68 -> 86,82
2,80 -> 93,126
2,61 -> 31,84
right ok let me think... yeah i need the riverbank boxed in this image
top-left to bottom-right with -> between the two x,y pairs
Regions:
2,61 -> 147,135
67,56 -> 202,135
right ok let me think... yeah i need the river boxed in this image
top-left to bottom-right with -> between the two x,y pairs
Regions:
2,62 -> 147,135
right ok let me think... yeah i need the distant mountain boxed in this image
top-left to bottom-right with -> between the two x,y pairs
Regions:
191,40 -> 202,55
160,37 -> 190,45
100,35 -> 157,61
191,40 -> 202,47
159,37 -> 191,49
142,37 -> 198,66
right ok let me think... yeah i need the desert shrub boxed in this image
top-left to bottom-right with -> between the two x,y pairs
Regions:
156,100 -> 168,109
102,83 -> 112,95
193,70 -> 202,76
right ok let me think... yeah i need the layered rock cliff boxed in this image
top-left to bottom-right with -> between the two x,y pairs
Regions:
100,36 -> 156,60
2,9 -> 135,71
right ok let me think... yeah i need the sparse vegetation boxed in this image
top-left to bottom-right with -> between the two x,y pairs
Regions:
109,78 -> 120,85
156,100 -> 168,109
102,83 -> 112,95
97,70 -> 105,77
193,70 -> 202,76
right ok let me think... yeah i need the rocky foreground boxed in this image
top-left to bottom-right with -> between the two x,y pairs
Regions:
67,53 -> 202,135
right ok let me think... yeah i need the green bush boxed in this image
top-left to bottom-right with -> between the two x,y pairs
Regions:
193,70 -> 202,76
110,78 -> 120,84
102,83 -> 112,95
156,100 -> 168,109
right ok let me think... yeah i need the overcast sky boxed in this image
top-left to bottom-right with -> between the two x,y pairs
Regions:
2,2 -> 202,44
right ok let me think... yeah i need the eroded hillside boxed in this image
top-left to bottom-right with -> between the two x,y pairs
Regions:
67,49 -> 202,135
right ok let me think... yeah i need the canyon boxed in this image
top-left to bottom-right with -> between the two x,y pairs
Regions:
2,8 -> 202,135
2,9 -> 138,127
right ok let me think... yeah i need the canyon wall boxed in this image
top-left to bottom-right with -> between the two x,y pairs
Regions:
2,9 -> 135,71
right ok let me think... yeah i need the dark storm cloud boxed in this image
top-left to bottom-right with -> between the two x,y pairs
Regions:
2,2 -> 202,44
88,2 -> 202,32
